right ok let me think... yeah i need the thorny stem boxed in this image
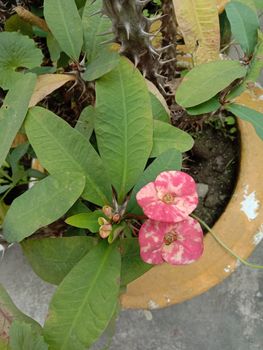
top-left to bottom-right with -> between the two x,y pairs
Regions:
191,213 -> 263,270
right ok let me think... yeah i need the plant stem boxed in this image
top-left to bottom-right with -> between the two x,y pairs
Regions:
191,213 -> 263,270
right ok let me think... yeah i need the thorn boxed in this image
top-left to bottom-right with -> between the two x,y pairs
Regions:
155,44 -> 174,53
148,45 -> 160,57
124,22 -> 131,40
97,30 -> 114,37
134,54 -> 140,68
159,57 -> 177,65
136,0 -> 151,7
99,38 -> 116,45
146,14 -> 168,23
155,72 -> 167,80
140,28 -> 155,38
79,53 -> 86,67
116,0 -> 122,12
90,9 -> 102,17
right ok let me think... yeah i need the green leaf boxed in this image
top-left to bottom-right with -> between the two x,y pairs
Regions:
120,239 -> 152,286
43,241 -> 121,350
95,58 -> 153,202
47,34 -> 61,63
3,172 -> 85,243
44,0 -> 83,60
186,97 -> 221,115
25,107 -> 112,206
82,0 -> 113,61
254,0 -> 263,9
0,74 -> 36,168
175,60 -> 247,108
4,14 -> 33,37
226,103 -> 263,139
75,106 -> 96,140
228,34 -> 263,100
82,45 -> 120,81
225,1 -> 259,55
150,92 -> 170,122
0,32 -> 42,90
127,149 -> 182,214
0,284 -> 42,348
9,321 -> 48,350
21,236 -> 97,285
151,120 -> 194,157
66,210 -> 105,232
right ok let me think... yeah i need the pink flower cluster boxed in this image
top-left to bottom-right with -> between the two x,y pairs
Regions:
136,171 -> 204,265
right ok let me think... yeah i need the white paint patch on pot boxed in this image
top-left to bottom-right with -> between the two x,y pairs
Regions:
148,299 -> 160,310
253,224 -> 263,245
143,310 -> 153,321
224,265 -> 232,273
240,185 -> 260,221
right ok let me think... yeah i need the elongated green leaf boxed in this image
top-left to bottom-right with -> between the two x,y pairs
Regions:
0,284 -> 42,349
0,32 -> 42,89
66,210 -> 105,232
150,93 -> 170,122
3,172 -> 85,242
82,45 -> 120,81
21,237 -> 97,285
25,107 -> 111,206
176,60 -> 247,108
127,149 -> 182,214
95,58 -> 153,202
151,120 -> 193,157
9,321 -> 48,350
44,0 -> 83,60
0,74 -> 36,168
75,106 -> 96,140
225,1 -> 259,55
120,239 -> 152,287
43,241 -> 121,350
187,97 -> 221,115
82,0 -> 113,61
226,103 -> 263,139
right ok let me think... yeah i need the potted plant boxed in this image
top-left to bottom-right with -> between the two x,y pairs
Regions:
0,0 -> 262,348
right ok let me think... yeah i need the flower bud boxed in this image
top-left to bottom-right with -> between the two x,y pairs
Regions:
112,213 -> 120,223
99,224 -> 113,239
102,205 -> 113,219
98,217 -> 109,226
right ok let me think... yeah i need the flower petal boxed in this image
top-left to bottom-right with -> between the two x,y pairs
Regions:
138,219 -> 165,264
161,217 -> 204,265
155,171 -> 197,198
136,182 -> 159,210
141,200 -> 187,223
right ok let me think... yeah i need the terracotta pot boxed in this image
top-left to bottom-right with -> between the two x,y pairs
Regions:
121,120 -> 263,309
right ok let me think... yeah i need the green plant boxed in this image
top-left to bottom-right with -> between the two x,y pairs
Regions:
0,0 -> 262,349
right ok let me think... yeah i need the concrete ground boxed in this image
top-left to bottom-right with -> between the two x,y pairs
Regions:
0,242 -> 263,350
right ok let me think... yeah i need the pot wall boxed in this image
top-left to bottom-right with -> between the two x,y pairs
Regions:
121,120 -> 263,309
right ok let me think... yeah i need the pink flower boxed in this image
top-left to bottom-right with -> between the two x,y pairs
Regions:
139,217 -> 204,265
136,171 -> 198,223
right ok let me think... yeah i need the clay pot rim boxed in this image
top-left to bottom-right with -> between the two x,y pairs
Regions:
121,120 -> 263,310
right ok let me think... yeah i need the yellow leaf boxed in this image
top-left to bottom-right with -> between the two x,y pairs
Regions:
29,74 -> 76,107
172,0 -> 220,65
150,20 -> 162,48
234,84 -> 263,113
11,133 -> 27,148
